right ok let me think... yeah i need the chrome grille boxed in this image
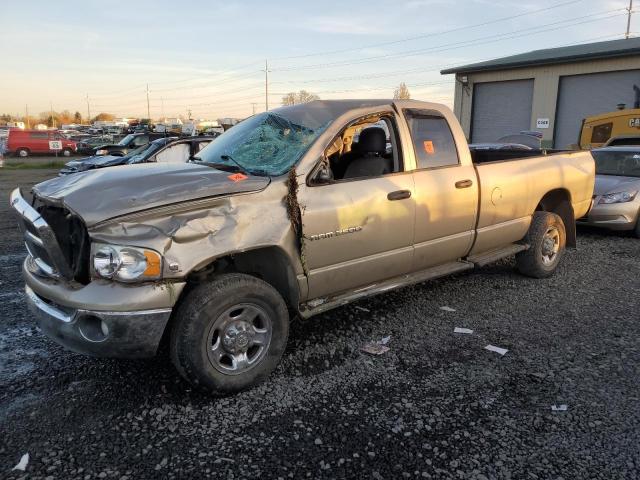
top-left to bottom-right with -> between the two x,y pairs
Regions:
10,188 -> 74,280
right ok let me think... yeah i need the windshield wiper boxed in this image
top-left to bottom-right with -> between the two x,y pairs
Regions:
220,154 -> 250,175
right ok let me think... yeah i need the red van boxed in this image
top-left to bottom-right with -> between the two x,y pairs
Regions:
7,129 -> 77,157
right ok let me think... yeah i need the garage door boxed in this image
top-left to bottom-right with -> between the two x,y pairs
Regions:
555,70 -> 640,148
471,79 -> 534,143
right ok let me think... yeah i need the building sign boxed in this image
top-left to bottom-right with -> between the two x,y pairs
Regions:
536,118 -> 550,129
48,140 -> 63,151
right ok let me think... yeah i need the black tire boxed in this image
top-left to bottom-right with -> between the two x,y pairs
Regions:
15,148 -> 29,158
516,211 -> 566,278
170,273 -> 289,396
634,216 -> 640,239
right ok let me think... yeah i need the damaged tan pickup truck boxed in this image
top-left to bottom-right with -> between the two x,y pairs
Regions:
10,100 -> 595,395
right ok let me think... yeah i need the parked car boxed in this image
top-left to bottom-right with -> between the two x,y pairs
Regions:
603,135 -> 640,147
59,137 -> 213,175
577,146 -> 640,237
10,100 -> 594,395
76,136 -> 113,155
93,132 -> 168,156
6,129 -> 77,157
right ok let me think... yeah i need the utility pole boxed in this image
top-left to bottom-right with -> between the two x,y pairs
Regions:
251,102 -> 258,115
25,105 -> 30,129
264,60 -> 270,112
146,84 -> 151,120
50,101 -> 55,128
626,0 -> 634,39
86,93 -> 91,123
161,97 -> 165,119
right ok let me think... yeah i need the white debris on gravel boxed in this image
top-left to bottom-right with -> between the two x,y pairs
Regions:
551,404 -> 568,412
12,453 -> 29,471
454,327 -> 473,334
440,306 -> 456,312
484,345 -> 509,356
378,335 -> 391,345
354,306 -> 370,312
361,343 -> 390,355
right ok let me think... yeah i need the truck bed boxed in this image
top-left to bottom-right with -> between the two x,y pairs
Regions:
470,148 -> 571,164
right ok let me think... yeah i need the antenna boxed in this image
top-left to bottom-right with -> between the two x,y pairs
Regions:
626,0 -> 634,39
264,60 -> 270,112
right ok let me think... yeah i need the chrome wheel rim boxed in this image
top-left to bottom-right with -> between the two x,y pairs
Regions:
19,150 -> 28,157
206,303 -> 272,375
541,226 -> 560,266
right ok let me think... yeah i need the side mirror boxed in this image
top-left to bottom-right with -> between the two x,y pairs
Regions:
314,161 -> 334,184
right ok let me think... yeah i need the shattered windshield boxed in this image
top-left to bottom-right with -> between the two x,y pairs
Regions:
195,111 -> 329,176
593,151 -> 640,178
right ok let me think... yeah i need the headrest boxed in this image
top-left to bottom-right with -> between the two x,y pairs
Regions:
357,127 -> 386,154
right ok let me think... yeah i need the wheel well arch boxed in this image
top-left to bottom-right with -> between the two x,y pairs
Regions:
185,246 -> 301,310
535,188 -> 576,247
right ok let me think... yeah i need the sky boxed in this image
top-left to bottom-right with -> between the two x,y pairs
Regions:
0,0 -> 632,120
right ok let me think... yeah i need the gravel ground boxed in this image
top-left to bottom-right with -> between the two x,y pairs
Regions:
1,169 -> 639,479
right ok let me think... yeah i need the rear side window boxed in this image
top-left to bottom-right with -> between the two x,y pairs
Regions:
29,132 -> 49,139
591,123 -> 613,143
405,111 -> 459,169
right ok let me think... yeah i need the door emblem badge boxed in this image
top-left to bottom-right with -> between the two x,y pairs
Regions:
307,226 -> 363,241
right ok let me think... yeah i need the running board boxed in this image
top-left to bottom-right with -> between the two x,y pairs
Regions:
299,261 -> 474,318
466,243 -> 529,267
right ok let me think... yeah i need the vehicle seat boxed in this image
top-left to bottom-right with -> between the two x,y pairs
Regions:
343,127 -> 392,179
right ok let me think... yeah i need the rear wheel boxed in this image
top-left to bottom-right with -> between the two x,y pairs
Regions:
170,273 -> 289,395
634,216 -> 640,239
62,148 -> 72,157
516,212 -> 566,278
16,148 -> 29,158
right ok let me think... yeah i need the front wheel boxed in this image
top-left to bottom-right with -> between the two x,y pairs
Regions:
516,211 -> 566,278
62,148 -> 72,157
16,148 -> 29,158
170,273 -> 289,395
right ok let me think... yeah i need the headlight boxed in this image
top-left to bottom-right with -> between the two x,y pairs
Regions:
598,190 -> 638,204
92,244 -> 162,282
95,149 -> 108,155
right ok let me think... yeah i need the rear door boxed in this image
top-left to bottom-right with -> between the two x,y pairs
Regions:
398,106 -> 479,269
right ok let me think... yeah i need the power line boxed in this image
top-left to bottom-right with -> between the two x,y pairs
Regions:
271,0 -> 586,61
272,9 -> 626,71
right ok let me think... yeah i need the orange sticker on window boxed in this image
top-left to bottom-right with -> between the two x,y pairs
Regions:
423,140 -> 435,154
228,173 -> 248,182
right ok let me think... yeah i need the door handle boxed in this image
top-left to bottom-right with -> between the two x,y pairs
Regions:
455,179 -> 473,189
387,190 -> 412,201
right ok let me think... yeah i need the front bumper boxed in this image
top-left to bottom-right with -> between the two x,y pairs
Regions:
577,198 -> 640,231
24,258 -> 186,358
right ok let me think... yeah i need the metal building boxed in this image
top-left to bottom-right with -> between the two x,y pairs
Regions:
441,38 -> 640,148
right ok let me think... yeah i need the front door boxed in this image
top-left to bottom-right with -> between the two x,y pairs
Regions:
299,112 -> 416,300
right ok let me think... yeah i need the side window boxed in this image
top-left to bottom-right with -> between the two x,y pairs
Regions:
196,141 -> 211,152
591,123 -> 612,143
155,143 -> 191,163
405,111 -> 459,169
316,114 -> 402,183
29,132 -> 48,139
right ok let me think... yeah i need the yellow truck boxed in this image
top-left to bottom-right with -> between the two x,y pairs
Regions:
579,86 -> 640,149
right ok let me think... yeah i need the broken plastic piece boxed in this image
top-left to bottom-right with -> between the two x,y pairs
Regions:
484,345 -> 508,356
361,343 -> 390,355
354,306 -> 370,312
551,404 -> 568,411
454,327 -> 473,334
378,335 -> 391,345
440,306 -> 456,312
13,453 -> 29,471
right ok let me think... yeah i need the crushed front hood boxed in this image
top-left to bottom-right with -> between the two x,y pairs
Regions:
33,163 -> 270,226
